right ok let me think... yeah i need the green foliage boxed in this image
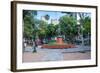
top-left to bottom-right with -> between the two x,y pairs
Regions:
23,10 -> 37,18
23,15 -> 33,38
78,13 -> 91,34
59,15 -> 77,43
59,16 -> 76,25
48,40 -> 56,45
23,10 -> 91,44
23,10 -> 37,39
83,16 -> 91,34
46,23 -> 57,37
38,20 -> 48,38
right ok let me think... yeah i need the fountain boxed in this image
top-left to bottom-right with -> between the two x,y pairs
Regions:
42,36 -> 76,49
56,36 -> 63,44
41,18 -> 76,49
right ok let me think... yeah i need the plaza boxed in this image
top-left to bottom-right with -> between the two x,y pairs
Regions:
23,45 -> 91,62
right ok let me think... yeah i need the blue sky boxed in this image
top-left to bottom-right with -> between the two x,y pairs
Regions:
32,10 -> 91,24
36,11 -> 66,23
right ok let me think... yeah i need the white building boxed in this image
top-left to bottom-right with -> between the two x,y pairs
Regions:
51,19 -> 59,25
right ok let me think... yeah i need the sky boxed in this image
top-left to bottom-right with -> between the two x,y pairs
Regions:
35,10 -> 91,24
36,10 -> 66,23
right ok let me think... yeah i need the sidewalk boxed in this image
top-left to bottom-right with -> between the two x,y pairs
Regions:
23,45 -> 91,62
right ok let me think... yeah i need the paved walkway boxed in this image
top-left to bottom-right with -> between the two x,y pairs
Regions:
24,45 -> 90,52
23,45 -> 91,62
41,49 -> 63,61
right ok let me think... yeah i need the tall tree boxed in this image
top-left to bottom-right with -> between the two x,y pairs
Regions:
23,10 -> 37,52
78,12 -> 90,46
23,10 -> 37,39
59,15 -> 77,43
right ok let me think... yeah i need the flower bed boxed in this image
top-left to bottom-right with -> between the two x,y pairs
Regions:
41,44 -> 76,49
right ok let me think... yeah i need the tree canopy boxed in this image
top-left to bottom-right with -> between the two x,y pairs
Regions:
23,10 -> 91,44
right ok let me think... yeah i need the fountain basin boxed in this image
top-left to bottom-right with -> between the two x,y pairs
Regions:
41,43 -> 76,49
